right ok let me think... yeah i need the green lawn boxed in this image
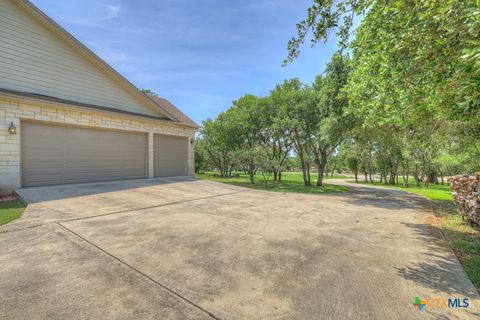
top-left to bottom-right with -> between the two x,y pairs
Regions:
439,203 -> 480,292
351,178 -> 480,291
0,200 -> 25,226
196,172 -> 348,194
349,178 -> 452,201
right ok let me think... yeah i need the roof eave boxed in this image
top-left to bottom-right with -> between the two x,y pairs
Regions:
0,88 -> 198,129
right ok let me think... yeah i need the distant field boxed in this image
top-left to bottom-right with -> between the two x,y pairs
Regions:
350,178 -> 452,202
196,172 -> 348,194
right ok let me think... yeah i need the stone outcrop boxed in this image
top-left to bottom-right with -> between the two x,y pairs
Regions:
449,173 -> 480,225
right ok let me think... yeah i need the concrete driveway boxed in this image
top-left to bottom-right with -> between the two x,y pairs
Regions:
1,177 -> 479,319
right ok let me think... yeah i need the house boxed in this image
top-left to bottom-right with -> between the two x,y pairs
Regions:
0,0 -> 198,195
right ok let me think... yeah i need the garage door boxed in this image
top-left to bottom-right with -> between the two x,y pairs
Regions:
22,121 -> 147,187
154,134 -> 188,177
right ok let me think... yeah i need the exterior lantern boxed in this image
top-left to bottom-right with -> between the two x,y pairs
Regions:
8,122 -> 16,134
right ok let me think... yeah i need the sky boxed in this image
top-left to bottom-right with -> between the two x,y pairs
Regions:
31,0 -> 339,124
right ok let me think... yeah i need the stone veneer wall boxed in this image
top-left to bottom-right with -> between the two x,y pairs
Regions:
0,97 -> 195,195
449,173 -> 480,225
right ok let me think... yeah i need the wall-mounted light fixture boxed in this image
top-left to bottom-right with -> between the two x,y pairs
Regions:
8,122 -> 16,135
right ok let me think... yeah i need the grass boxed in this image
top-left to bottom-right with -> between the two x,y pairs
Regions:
196,171 -> 348,194
0,200 -> 25,226
439,203 -> 480,291
349,178 -> 452,201
351,178 -> 480,291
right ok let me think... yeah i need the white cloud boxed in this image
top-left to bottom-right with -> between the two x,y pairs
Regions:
58,3 -> 120,25
103,4 -> 120,20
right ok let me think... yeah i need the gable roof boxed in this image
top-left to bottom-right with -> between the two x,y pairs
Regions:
12,0 -> 179,123
149,96 -> 199,128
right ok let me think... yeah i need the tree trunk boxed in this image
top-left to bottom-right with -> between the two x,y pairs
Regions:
293,130 -> 310,187
316,153 -> 327,186
389,169 -> 396,185
367,162 -> 373,183
414,164 -> 420,187
301,166 -> 308,186
273,171 -> 278,181
316,160 -> 325,187
402,161 -> 409,187
383,159 -> 389,185
295,141 -> 310,186
299,154 -> 309,186
428,171 -> 435,183
330,163 -> 336,177
306,165 -> 311,186
278,171 -> 282,182
248,163 -> 255,184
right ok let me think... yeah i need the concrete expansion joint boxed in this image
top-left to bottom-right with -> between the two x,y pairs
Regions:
0,190 -> 250,235
57,222 -> 223,320
59,190 -> 250,223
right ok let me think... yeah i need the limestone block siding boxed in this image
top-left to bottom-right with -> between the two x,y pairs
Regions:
0,97 -> 195,195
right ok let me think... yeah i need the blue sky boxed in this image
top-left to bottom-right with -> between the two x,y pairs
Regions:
32,0 -> 338,124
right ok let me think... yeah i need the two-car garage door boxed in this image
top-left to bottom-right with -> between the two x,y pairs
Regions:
22,121 -> 147,187
21,122 -> 188,187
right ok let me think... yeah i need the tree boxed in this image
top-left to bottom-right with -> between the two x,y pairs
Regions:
201,110 -> 243,176
270,79 -> 315,186
289,0 -> 480,124
258,96 -> 292,182
287,0 -> 480,175
252,146 -> 277,189
194,136 -> 207,173
233,95 -> 264,184
140,89 -> 159,96
309,52 -> 352,186
347,156 -> 359,182
284,0 -> 372,64
199,0 -> 479,184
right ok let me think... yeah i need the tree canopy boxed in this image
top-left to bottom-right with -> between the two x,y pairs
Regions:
196,0 -> 479,189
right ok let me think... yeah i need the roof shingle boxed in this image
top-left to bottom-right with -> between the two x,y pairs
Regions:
149,96 -> 199,128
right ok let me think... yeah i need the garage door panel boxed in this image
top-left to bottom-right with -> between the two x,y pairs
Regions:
22,122 -> 147,187
154,135 -> 187,177
22,147 -> 65,157
22,163 -> 65,172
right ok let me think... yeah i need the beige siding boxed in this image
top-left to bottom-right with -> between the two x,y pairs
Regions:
0,0 -> 160,117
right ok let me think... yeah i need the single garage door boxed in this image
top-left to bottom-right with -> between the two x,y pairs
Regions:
154,134 -> 188,177
22,121 -> 147,187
